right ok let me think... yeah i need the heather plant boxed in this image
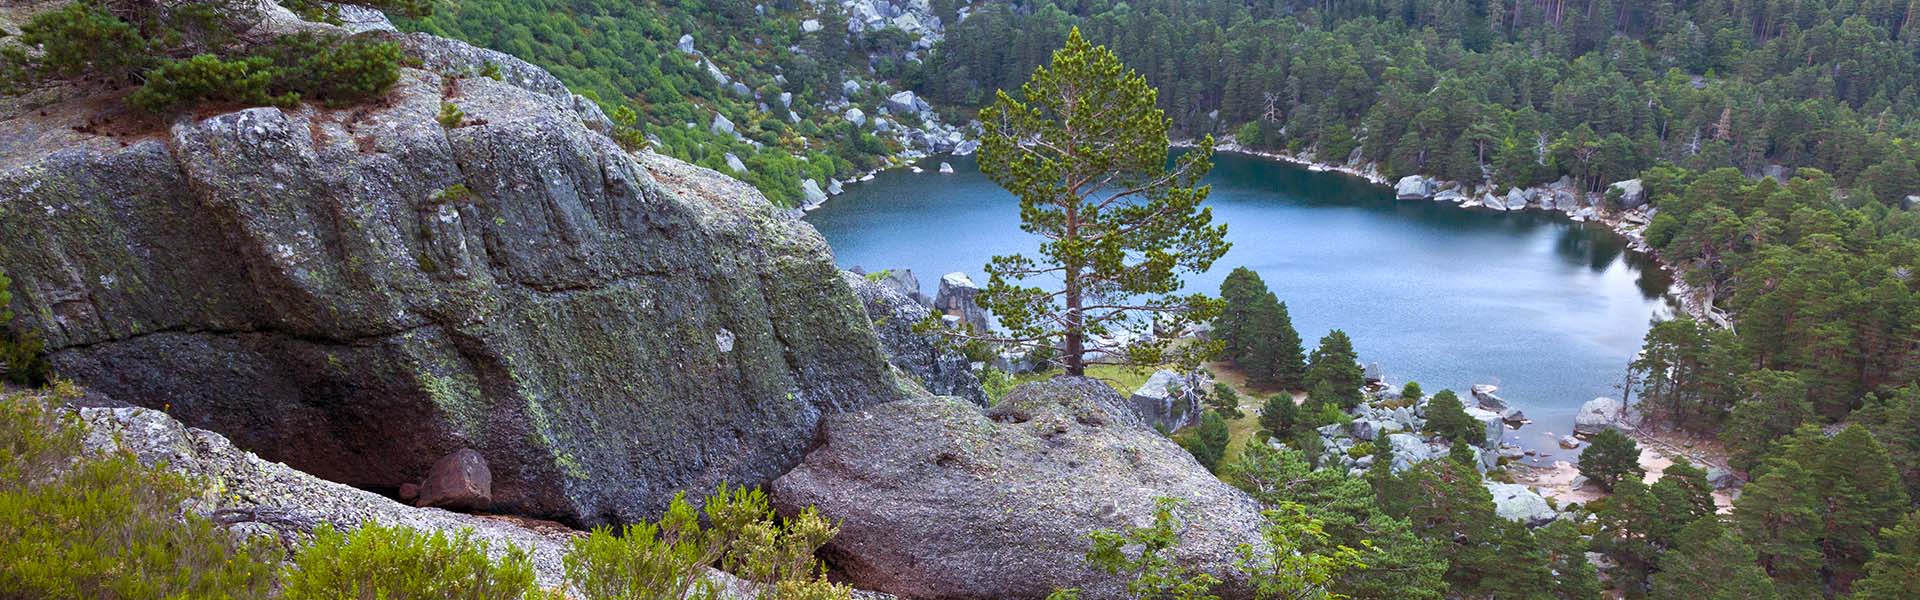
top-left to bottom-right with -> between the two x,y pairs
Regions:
280,523 -> 541,600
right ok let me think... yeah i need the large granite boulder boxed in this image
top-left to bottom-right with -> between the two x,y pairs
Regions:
933,272 -> 991,333
1574,397 -> 1627,436
0,22 -> 899,526
1129,369 -> 1209,432
1609,179 -> 1646,209
1394,175 -> 1432,199
773,378 -> 1266,599
844,272 -> 986,405
1485,483 -> 1558,526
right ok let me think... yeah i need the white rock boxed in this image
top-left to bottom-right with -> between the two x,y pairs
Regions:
710,113 -> 736,137
1573,397 -> 1626,436
801,18 -> 822,32
844,107 -> 866,126
1394,175 -> 1432,200
677,34 -> 696,53
801,179 -> 828,207
723,153 -> 747,174
938,162 -> 954,174
1486,483 -> 1558,526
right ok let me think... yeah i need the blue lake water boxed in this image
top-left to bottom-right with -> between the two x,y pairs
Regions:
805,153 -> 1674,458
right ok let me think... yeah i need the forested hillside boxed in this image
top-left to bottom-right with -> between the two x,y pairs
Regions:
398,0 -> 943,206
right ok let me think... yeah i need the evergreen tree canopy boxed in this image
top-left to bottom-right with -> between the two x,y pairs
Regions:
1578,429 -> 1644,492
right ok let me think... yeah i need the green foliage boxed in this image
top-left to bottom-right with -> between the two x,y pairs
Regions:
564,485 -> 846,600
0,270 -> 48,386
0,388 -> 279,600
1303,330 -> 1363,408
1181,411 -> 1230,473
280,523 -> 540,600
439,102 -> 467,128
127,54 -> 290,114
1256,394 -> 1295,440
1720,369 -> 1814,471
973,28 -> 1228,376
1398,381 -> 1422,401
1233,503 -> 1366,600
1205,383 -> 1243,419
978,367 -> 1016,404
14,2 -> 151,85
1422,390 -> 1481,446
1576,429 -> 1643,492
1853,510 -> 1920,600
1649,519 -> 1778,600
256,32 -> 404,107
1215,267 -> 1306,389
1070,497 -> 1222,600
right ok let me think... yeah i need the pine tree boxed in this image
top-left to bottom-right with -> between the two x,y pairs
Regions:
1207,383 -> 1245,419
1649,459 -> 1715,544
975,28 -> 1229,376
1247,294 -> 1307,390
1534,520 -> 1602,600
1650,518 -> 1779,600
1258,394 -> 1296,440
1732,459 -> 1824,595
1578,429 -> 1643,492
1593,477 -> 1661,594
1216,267 -> 1266,366
1424,390 -> 1482,446
1399,381 -> 1423,401
1853,510 -> 1920,600
1721,369 -> 1813,471
1814,425 -> 1910,588
1304,330 -> 1364,408
1183,411 -> 1231,473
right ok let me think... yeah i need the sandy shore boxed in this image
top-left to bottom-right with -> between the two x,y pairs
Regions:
1512,427 -> 1738,512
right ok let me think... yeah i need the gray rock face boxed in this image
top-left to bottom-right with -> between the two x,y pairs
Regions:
677,34 -> 696,53
76,403 -> 574,586
1610,179 -> 1646,209
1470,384 -> 1508,411
0,31 -> 899,526
802,178 -> 829,206
712,112 -> 737,136
844,272 -> 986,406
772,379 -> 1266,599
885,90 -> 930,116
416,448 -> 493,512
1395,175 -> 1432,199
1574,397 -> 1626,436
1129,370 -> 1209,432
1485,482 -> 1558,526
1386,433 -> 1444,472
1463,406 -> 1506,448
933,272 -> 990,333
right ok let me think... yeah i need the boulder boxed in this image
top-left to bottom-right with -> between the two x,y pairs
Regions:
871,268 -> 927,305
802,179 -> 829,207
1504,187 -> 1531,209
778,92 -> 792,107
1470,384 -> 1508,411
1559,436 -> 1582,449
773,380 -> 1267,599
934,272 -> 991,333
677,33 -> 696,53
1386,433 -> 1445,472
1363,362 -> 1383,383
1129,370 -> 1210,432
416,448 -> 492,511
711,112 -> 737,136
843,272 -> 986,406
842,79 -> 862,97
938,162 -> 954,174
1574,397 -> 1626,436
729,81 -> 752,98
885,90 -> 928,116
844,107 -> 867,126
0,32 -> 901,526
1463,406 -> 1506,449
1433,189 -> 1466,203
801,18 -> 822,32
1480,193 -> 1508,211
1485,483 -> 1558,526
1705,467 -> 1742,489
1610,179 -> 1646,209
1351,418 -> 1381,441
1394,175 -> 1432,199
723,152 -> 747,174
826,179 -> 845,195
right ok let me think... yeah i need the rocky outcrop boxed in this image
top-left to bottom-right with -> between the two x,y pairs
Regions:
1395,175 -> 1432,199
75,402 -> 576,586
933,272 -> 991,333
844,272 -> 986,406
1129,369 -> 1209,432
1574,397 -> 1629,436
773,378 -> 1266,600
1485,482 -> 1558,526
0,18 -> 900,526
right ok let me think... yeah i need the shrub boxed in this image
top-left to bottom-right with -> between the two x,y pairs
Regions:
1207,383 -> 1245,419
15,2 -> 152,84
0,387 -> 280,599
1258,394 -> 1295,439
564,485 -> 848,600
439,102 -> 467,127
280,523 -> 539,600
1423,390 -> 1481,445
1577,429 -> 1644,492
0,269 -> 49,386
127,54 -> 292,114
259,32 -> 403,107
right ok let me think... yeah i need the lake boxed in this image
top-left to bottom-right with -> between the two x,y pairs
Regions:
804,153 -> 1674,459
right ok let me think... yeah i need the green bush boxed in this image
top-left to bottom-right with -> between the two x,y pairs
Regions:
439,102 -> 467,127
15,2 -> 152,84
259,32 -> 404,107
280,522 -> 540,600
0,269 -> 48,386
564,485 -> 848,600
126,54 -> 292,114
0,387 -> 280,600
